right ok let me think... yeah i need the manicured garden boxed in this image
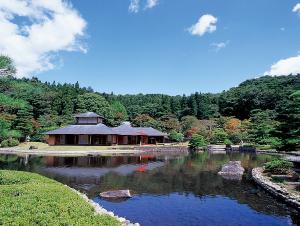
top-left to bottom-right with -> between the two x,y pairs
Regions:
263,159 -> 300,194
0,170 -> 120,225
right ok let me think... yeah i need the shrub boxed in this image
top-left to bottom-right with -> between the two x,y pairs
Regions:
210,129 -> 228,144
0,139 -> 19,148
264,159 -> 293,175
0,140 -> 9,147
189,134 -> 208,149
258,137 -> 282,148
6,130 -> 22,140
169,131 -> 184,142
228,133 -> 242,144
224,139 -> 232,145
8,139 -> 19,147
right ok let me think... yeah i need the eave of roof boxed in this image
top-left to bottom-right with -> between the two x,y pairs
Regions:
45,123 -> 167,136
45,124 -> 115,135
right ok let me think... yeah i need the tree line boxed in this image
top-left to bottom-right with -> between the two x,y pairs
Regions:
0,55 -> 299,151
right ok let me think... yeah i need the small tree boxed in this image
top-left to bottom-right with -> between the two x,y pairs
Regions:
210,128 -> 229,144
189,134 -> 208,150
0,55 -> 16,76
169,131 -> 184,143
14,106 -> 33,139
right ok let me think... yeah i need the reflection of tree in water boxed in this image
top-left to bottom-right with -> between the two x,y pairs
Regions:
0,154 -> 44,172
88,153 -> 298,220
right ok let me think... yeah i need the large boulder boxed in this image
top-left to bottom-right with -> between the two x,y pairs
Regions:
218,161 -> 245,180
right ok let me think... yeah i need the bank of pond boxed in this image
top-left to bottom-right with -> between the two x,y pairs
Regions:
0,152 -> 299,226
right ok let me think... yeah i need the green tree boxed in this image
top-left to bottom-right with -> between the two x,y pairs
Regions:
110,101 -> 128,126
248,109 -> 281,147
132,114 -> 161,129
0,119 -> 10,141
276,91 -> 300,151
0,55 -> 16,76
77,93 -> 114,125
159,115 -> 181,133
210,128 -> 229,144
169,131 -> 184,142
14,106 -> 34,138
189,134 -> 208,149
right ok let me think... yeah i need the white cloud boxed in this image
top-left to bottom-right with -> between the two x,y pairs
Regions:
264,55 -> 300,75
129,0 -> 140,13
293,3 -> 300,14
129,0 -> 159,13
0,0 -> 87,77
210,41 -> 229,52
145,0 -> 158,9
188,14 -> 217,37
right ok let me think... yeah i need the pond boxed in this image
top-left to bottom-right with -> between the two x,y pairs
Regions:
0,152 -> 299,226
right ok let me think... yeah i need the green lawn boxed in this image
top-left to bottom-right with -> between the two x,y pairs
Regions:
15,142 -> 188,152
0,170 -> 120,226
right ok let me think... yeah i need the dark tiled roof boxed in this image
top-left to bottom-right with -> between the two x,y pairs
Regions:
74,112 -> 104,118
45,124 -> 114,135
45,121 -> 167,136
112,123 -> 140,135
138,127 -> 168,137
112,123 -> 167,137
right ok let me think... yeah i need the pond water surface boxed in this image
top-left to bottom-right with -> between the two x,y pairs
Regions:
0,152 -> 299,226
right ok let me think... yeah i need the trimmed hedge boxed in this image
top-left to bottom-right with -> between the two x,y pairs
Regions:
0,170 -> 120,226
1,139 -> 19,147
264,159 -> 293,175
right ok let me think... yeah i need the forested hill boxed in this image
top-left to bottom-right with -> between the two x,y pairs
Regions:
0,73 -> 299,151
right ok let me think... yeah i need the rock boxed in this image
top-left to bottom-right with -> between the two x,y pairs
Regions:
218,161 -> 245,180
100,190 -> 132,199
29,145 -> 38,150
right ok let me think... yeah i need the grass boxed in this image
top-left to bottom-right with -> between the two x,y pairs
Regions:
13,142 -> 189,152
0,170 -> 120,226
255,145 -> 274,150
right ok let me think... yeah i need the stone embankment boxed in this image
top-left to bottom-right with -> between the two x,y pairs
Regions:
67,186 -> 139,226
252,167 -> 300,211
132,145 -> 189,153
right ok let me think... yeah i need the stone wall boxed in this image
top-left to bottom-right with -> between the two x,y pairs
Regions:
252,167 -> 300,211
133,146 -> 189,153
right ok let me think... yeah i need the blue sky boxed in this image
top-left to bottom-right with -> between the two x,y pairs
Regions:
1,0 -> 300,95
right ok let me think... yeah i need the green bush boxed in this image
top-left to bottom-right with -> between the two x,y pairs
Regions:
258,137 -> 282,148
8,139 -> 19,147
210,129 -> 228,144
1,139 -> 19,147
264,159 -> 293,174
189,134 -> 208,149
169,131 -> 184,142
0,140 -> 9,147
224,139 -> 233,145
6,130 -> 22,140
0,170 -> 120,226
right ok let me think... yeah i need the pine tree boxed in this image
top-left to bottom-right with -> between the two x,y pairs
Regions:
14,106 -> 34,138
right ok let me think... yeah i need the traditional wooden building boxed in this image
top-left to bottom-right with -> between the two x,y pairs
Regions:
45,112 -> 167,146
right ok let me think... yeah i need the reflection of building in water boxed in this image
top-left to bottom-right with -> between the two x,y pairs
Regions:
45,155 -> 158,168
41,156 -> 165,189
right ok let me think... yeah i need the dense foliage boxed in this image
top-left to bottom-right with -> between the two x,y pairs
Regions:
0,55 -> 299,151
0,170 -> 120,225
189,134 -> 208,150
264,159 -> 293,175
